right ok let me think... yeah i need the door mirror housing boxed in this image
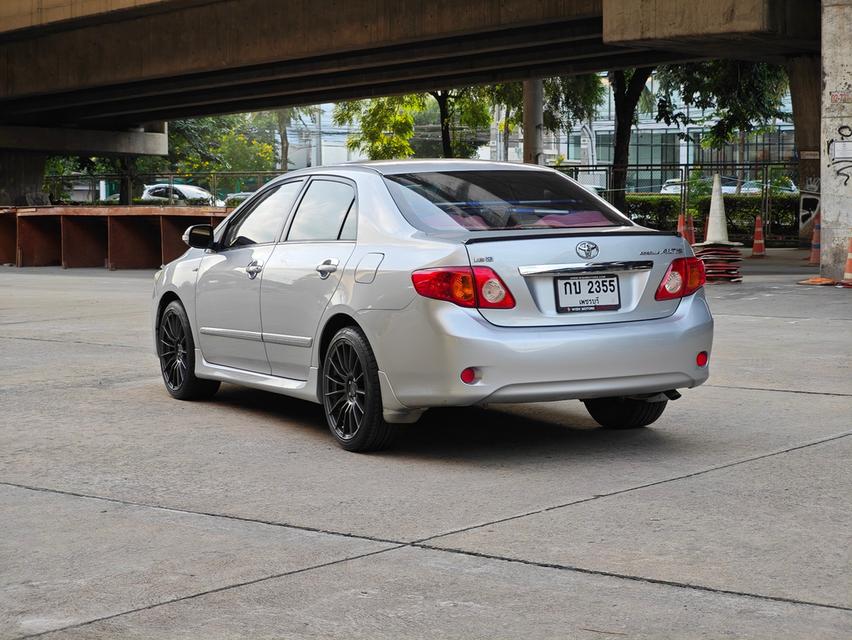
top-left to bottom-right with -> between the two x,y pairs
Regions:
183,224 -> 214,249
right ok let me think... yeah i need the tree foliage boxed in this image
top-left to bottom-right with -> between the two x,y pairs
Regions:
542,75 -> 606,133
655,61 -> 789,147
609,67 -> 655,213
333,95 -> 428,159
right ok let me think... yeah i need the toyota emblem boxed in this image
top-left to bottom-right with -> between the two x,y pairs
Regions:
576,241 -> 599,259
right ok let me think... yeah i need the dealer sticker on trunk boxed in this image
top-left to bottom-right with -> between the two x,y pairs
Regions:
555,274 -> 621,313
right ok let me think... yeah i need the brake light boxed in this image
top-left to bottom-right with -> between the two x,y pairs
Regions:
412,267 -> 515,309
655,257 -> 706,300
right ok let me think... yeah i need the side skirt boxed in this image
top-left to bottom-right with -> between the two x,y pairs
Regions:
194,350 -> 319,404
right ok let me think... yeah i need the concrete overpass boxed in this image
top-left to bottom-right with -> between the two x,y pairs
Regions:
2,0 -> 849,278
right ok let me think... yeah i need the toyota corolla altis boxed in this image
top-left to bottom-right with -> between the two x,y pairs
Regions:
153,160 -> 713,451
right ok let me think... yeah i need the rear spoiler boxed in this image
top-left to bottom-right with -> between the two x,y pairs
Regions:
464,230 -> 679,245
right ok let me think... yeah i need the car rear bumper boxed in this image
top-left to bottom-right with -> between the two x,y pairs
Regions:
362,292 -> 713,409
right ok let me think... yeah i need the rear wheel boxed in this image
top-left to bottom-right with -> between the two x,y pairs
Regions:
321,327 -> 393,452
158,300 -> 220,400
583,396 -> 667,429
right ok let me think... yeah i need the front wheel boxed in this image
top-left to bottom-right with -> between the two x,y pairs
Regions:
321,327 -> 394,452
583,397 -> 668,429
158,300 -> 220,400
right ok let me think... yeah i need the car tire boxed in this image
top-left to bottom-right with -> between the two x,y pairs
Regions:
583,397 -> 667,429
321,326 -> 394,452
158,300 -> 220,401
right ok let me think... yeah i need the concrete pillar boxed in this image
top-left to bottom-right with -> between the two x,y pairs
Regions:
787,55 -> 821,193
0,151 -> 47,206
820,0 -> 852,279
523,79 -> 543,165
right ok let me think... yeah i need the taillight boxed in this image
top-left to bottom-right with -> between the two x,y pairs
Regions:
655,257 -> 706,301
412,267 -> 515,309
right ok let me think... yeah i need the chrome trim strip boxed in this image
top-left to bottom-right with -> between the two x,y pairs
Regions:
199,327 -> 263,342
519,260 -> 655,276
262,332 -> 313,348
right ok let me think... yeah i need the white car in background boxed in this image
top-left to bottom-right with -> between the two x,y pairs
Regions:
142,184 -> 225,206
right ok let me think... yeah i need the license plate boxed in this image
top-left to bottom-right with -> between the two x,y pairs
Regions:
554,274 -> 620,313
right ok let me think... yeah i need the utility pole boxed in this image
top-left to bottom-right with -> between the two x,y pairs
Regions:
523,79 -> 543,164
315,105 -> 323,167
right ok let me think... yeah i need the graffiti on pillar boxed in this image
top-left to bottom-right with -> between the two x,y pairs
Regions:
803,176 -> 821,193
827,125 -> 852,185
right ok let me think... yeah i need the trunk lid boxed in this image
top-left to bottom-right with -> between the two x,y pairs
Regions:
466,229 -> 688,327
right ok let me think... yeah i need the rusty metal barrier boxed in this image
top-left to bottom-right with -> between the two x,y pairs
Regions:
1,207 -> 229,269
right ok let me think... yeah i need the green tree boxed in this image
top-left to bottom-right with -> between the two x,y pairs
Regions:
654,61 -> 789,193
655,61 -> 789,147
333,95 -> 428,160
609,67 -> 655,213
427,88 -> 491,158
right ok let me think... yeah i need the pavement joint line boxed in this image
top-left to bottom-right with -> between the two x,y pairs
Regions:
17,545 -> 407,640
0,481 -> 406,547
704,384 -> 852,397
408,544 -> 852,613
0,311 -> 145,326
713,312 -> 852,321
410,430 -> 852,545
6,430 -> 851,556
0,374 -> 160,395
4,430 -> 851,635
0,335 -> 144,350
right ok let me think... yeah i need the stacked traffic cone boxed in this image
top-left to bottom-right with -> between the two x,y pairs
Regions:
692,174 -> 743,283
749,215 -> 766,258
807,214 -> 821,266
685,213 -> 696,245
676,212 -> 686,238
838,237 -> 852,288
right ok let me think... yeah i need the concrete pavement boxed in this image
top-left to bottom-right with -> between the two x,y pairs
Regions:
1,249 -> 850,638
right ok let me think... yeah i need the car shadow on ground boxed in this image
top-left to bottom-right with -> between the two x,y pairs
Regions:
208,384 -> 679,462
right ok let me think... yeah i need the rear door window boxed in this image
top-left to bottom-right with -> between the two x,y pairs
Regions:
384,170 -> 629,232
286,179 -> 356,241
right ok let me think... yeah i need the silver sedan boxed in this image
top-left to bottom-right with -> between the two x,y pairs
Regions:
153,160 -> 713,451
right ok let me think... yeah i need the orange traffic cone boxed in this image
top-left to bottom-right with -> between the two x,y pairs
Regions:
807,214 -> 821,266
676,212 -> 686,238
750,215 -> 766,258
839,237 -> 852,288
685,213 -> 696,245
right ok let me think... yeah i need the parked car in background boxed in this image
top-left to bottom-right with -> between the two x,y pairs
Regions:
142,184 -> 225,207
153,160 -> 712,452
660,178 -> 684,194
739,179 -> 798,195
225,191 -> 257,206
660,176 -> 740,195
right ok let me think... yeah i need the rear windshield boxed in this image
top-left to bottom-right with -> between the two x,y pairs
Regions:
384,170 -> 628,232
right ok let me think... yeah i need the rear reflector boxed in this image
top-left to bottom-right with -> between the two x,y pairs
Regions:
655,257 -> 706,301
460,367 -> 477,384
696,351 -> 709,367
412,267 -> 515,309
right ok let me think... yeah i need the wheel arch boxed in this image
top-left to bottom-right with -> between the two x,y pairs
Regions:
156,290 -> 183,329
317,313 -> 366,367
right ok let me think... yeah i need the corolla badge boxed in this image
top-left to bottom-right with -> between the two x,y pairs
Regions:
576,241 -> 599,259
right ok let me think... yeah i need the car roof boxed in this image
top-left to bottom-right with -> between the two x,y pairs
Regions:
344,159 -> 555,176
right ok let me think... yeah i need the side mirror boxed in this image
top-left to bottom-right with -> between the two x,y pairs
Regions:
182,224 -> 214,249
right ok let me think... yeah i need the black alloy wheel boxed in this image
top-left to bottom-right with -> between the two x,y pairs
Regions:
157,300 -> 220,400
159,307 -> 188,392
322,327 -> 393,452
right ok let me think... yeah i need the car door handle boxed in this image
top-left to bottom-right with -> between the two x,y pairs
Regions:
245,260 -> 264,279
316,258 -> 340,279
